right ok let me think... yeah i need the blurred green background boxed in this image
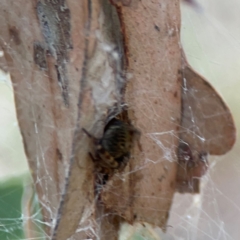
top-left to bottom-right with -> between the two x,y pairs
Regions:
0,0 -> 240,239
0,73 -> 28,239
0,178 -> 24,239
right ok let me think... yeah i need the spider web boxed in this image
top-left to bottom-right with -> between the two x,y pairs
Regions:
0,0 -> 239,239
163,1 -> 240,239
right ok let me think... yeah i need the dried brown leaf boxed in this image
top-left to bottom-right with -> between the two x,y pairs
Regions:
180,64 -> 236,155
175,54 -> 236,193
102,0 -> 182,228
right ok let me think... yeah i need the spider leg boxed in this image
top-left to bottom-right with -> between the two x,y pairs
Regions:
82,128 -> 91,136
117,155 -> 130,172
88,152 -> 97,163
104,156 -> 119,169
82,128 -> 99,144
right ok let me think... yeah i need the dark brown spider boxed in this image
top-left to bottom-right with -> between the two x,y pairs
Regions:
83,118 -> 140,176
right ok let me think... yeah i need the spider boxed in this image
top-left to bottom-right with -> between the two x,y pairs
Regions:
83,118 -> 140,176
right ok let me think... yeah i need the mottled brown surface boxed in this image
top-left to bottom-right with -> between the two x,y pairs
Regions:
0,0 -> 94,239
102,0 -> 182,228
0,0 -> 198,239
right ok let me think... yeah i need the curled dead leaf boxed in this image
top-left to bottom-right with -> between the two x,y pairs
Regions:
176,55 -> 236,193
